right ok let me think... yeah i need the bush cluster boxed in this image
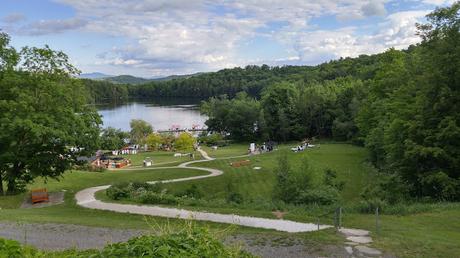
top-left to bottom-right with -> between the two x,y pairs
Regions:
273,153 -> 344,206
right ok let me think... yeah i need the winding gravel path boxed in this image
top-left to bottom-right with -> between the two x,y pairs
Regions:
75,148 -> 331,233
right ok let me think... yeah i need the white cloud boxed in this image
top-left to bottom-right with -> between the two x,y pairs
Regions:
16,18 -> 87,36
361,1 -> 387,16
421,0 -> 456,5
39,0 -> 434,76
288,9 -> 429,63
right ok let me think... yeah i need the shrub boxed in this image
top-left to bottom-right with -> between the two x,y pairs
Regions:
199,133 -> 224,146
106,183 -> 129,200
356,198 -> 387,213
227,192 -> 244,204
296,186 -> 340,205
75,163 -> 105,172
182,184 -> 203,199
96,224 -> 254,258
323,168 -> 344,191
0,238 -> 41,258
138,191 -> 179,205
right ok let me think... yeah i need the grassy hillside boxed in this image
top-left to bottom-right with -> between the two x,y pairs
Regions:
173,144 -> 374,203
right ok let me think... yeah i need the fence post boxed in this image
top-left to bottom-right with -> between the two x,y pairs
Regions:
333,208 -> 337,229
375,207 -> 380,235
339,207 -> 342,229
317,217 -> 320,230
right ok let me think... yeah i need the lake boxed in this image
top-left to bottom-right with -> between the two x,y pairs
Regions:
96,99 -> 208,132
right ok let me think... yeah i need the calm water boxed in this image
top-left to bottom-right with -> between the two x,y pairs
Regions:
96,99 -> 208,131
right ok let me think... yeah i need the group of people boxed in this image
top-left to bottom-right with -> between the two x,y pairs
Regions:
291,138 -> 316,152
248,142 -> 276,154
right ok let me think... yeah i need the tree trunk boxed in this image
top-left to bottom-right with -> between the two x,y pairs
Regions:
6,163 -> 20,195
0,172 -> 3,195
6,178 -> 16,195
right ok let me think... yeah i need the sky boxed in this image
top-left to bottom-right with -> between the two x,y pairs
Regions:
0,0 -> 455,77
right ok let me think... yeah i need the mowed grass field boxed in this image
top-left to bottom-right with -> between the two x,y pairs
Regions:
120,150 -> 200,167
169,143 -> 375,203
200,144 -> 249,158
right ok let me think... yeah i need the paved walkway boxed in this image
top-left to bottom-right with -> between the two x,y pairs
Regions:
339,228 -> 384,257
75,149 -> 331,233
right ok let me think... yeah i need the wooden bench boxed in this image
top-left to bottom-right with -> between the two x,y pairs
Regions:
230,160 -> 251,167
31,188 -> 49,204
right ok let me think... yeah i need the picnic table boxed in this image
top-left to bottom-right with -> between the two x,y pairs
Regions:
230,160 -> 251,167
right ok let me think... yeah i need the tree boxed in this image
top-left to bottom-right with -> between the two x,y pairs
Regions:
261,82 -> 300,141
145,133 -> 163,150
100,127 -> 128,150
174,132 -> 196,151
202,93 -> 260,141
129,119 -> 153,144
0,32 -> 19,73
355,2 -> 460,200
0,33 -> 102,194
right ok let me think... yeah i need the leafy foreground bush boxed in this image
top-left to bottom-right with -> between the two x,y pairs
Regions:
0,223 -> 255,258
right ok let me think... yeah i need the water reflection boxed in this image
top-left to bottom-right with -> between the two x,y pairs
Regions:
96,98 -> 208,131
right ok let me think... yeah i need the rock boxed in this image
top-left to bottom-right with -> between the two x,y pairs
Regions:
345,241 -> 359,246
339,228 -> 370,236
345,246 -> 354,255
346,236 -> 373,244
355,245 -> 382,257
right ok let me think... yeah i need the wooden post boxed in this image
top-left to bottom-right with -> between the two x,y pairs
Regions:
339,207 -> 342,229
334,208 -> 338,229
375,207 -> 380,235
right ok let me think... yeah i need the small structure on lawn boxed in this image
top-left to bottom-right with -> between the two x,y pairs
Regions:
98,155 -> 130,169
143,157 -> 153,167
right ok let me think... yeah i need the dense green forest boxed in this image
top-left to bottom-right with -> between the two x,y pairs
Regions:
84,53 -> 388,101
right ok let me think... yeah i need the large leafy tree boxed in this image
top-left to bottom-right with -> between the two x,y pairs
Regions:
202,92 -> 260,141
129,119 -> 153,144
100,127 -> 129,150
0,33 -> 101,194
174,132 -> 196,151
261,82 -> 300,141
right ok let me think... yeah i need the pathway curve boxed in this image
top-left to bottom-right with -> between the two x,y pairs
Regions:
75,148 -> 330,233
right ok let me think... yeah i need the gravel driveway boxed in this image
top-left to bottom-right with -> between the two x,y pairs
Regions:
0,222 -> 351,258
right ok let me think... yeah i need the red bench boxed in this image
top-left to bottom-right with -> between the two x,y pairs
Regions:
31,188 -> 49,204
230,160 -> 251,167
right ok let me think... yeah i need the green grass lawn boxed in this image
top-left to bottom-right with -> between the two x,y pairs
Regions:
120,150 -> 199,167
171,144 -> 375,203
200,143 -> 249,158
343,209 -> 460,258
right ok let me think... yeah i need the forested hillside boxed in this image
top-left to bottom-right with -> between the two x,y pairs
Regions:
84,53 -> 389,101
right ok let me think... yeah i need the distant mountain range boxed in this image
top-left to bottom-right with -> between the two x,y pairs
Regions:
78,72 -> 204,84
78,72 -> 113,79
